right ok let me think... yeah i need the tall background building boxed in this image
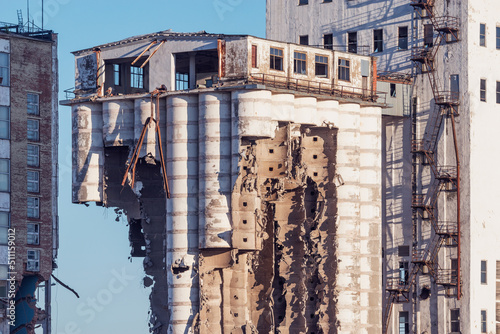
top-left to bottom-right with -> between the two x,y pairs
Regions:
267,0 -> 500,333
0,19 -> 58,334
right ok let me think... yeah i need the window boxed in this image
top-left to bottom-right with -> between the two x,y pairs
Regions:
27,119 -> 39,141
299,0 -> 308,4
27,144 -> 39,167
348,32 -> 358,53
315,55 -> 328,77
0,159 -> 9,192
0,53 -> 9,86
481,260 -> 487,284
130,66 -> 144,89
399,311 -> 409,334
270,47 -> 284,71
481,310 -> 487,333
391,83 -> 397,97
323,0 -> 332,2
175,73 -> 188,91
27,93 -> 39,115
497,81 -> 500,104
299,35 -> 309,45
398,245 -> 409,257
27,197 -> 39,218
398,26 -> 408,50
399,261 -> 409,285
251,45 -> 258,68
0,106 -> 9,139
480,79 -> 487,102
338,58 -> 350,81
424,24 -> 434,48
480,23 -> 486,47
324,34 -> 333,50
450,309 -> 460,333
114,64 -> 121,86
496,26 -> 500,49
451,258 -> 458,277
27,249 -> 40,272
374,29 -> 383,53
294,52 -> 307,74
0,264 -> 7,279
27,223 -> 39,245
0,212 -> 9,245
27,170 -> 39,193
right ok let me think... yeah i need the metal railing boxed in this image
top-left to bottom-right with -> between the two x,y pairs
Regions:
435,91 -> 460,105
248,73 -> 386,104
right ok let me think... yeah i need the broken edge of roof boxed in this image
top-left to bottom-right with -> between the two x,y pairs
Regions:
71,29 -> 249,55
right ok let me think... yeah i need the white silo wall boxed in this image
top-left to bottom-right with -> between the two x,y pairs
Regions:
102,100 -> 135,147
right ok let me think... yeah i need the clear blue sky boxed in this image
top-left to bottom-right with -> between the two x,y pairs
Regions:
1,1 -> 265,333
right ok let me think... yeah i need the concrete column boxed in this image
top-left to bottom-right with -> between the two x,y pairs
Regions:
134,98 -> 157,158
317,99 -> 339,126
102,100 -> 134,147
359,106 -> 383,333
270,93 -> 294,123
231,90 -> 276,139
189,53 -> 196,89
166,95 -> 200,334
294,96 -> 318,125
335,102 -> 361,333
72,103 -> 103,203
198,92 -> 232,248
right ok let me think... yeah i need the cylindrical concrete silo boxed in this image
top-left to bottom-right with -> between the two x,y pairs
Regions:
72,103 -> 104,203
166,95 -> 200,333
134,98 -> 157,158
270,93 -> 295,123
198,92 -> 233,249
102,100 -> 134,147
231,90 -> 275,138
317,99 -> 339,126
294,96 -> 318,125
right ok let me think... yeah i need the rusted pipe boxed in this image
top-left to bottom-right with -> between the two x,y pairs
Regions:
131,40 -> 157,65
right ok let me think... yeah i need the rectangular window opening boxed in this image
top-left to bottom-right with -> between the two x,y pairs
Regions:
496,81 -> 500,104
27,170 -> 39,193
0,159 -> 9,192
251,45 -> 258,68
398,311 -> 409,334
315,55 -> 328,78
481,260 -> 487,284
0,106 -> 9,139
450,309 -> 460,333
27,144 -> 40,167
27,93 -> 40,115
348,32 -> 358,53
270,47 -> 284,71
480,23 -> 486,47
374,29 -> 383,53
398,26 -> 408,50
27,119 -> 40,141
299,35 -> 309,46
113,64 -> 121,86
294,51 -> 307,75
424,24 -> 434,48
299,0 -> 308,5
496,26 -> 500,49
27,223 -> 39,245
480,79 -> 487,102
175,73 -> 189,91
338,58 -> 350,81
0,212 -> 9,245
481,310 -> 487,333
130,66 -> 144,89
324,34 -> 333,50
391,83 -> 397,98
399,261 -> 409,285
27,196 -> 39,219
27,249 -> 40,272
0,53 -> 9,86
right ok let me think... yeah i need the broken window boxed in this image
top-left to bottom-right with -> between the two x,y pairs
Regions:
27,223 -> 39,245
347,32 -> 357,53
338,58 -> 350,81
299,35 -> 309,45
27,170 -> 39,193
398,26 -> 408,50
294,52 -> 307,74
27,119 -> 39,141
114,64 -> 121,86
424,24 -> 434,48
27,144 -> 39,167
450,309 -> 460,332
27,196 -> 39,218
270,47 -> 284,71
315,55 -> 328,77
0,53 -> 9,86
373,29 -> 383,53
399,311 -> 409,334
497,81 -> 500,104
480,79 -> 487,102
0,106 -> 9,139
324,33 -> 333,50
0,212 -> 8,245
481,260 -> 487,284
130,66 -> 144,89
480,23 -> 486,47
398,245 -> 409,257
399,261 -> 409,285
27,93 -> 39,115
27,249 -> 40,272
0,159 -> 9,192
391,83 -> 397,97
252,45 -> 258,68
175,73 -> 189,91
